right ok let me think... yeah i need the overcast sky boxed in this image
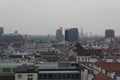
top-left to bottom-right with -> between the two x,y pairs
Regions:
0,0 -> 120,35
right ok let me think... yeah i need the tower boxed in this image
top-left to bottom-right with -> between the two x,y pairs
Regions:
0,27 -> 4,35
105,29 -> 115,39
65,28 -> 78,42
56,27 -> 63,42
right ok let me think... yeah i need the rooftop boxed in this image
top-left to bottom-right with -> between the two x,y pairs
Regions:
92,72 -> 114,80
95,61 -> 120,72
15,65 -> 37,73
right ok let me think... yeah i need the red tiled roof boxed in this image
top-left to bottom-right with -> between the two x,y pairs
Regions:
95,61 -> 120,72
68,56 -> 76,61
92,72 -> 114,80
102,48 -> 119,53
11,43 -> 21,48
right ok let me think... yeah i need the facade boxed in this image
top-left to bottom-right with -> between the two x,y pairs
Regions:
15,61 -> 81,80
105,29 -> 115,39
15,63 -> 81,80
38,66 -> 81,80
65,28 -> 79,42
56,29 -> 63,42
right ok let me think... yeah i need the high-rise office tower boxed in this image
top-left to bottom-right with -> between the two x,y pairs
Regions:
0,27 -> 4,35
105,29 -> 115,39
56,27 -> 63,42
65,28 -> 78,42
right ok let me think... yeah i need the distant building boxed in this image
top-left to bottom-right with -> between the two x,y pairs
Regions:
0,27 -> 4,35
0,33 -> 23,44
105,29 -> 115,39
79,27 -> 84,38
75,43 -> 102,62
65,28 -> 79,42
56,27 -> 63,42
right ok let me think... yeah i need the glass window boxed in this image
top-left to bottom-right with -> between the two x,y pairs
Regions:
88,58 -> 90,60
67,74 -> 71,79
27,74 -> 33,77
28,78 -> 33,80
13,68 -> 16,72
76,74 -> 80,79
82,57 -> 84,60
17,74 -> 22,79
3,68 -> 10,72
71,74 -> 76,79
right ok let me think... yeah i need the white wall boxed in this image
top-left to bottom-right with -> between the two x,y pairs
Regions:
81,69 -> 88,80
77,56 -> 98,63
107,72 -> 115,79
116,76 -> 120,80
15,73 -> 37,80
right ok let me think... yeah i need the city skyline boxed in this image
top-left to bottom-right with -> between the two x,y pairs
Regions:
0,0 -> 120,35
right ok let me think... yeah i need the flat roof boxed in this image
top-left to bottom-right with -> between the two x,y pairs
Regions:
38,66 -> 77,70
39,71 -> 80,73
0,62 -> 58,68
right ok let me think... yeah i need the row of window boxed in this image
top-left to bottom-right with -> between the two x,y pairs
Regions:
17,74 -> 33,79
1,68 -> 16,72
77,57 -> 90,61
38,73 -> 81,79
17,73 -> 81,80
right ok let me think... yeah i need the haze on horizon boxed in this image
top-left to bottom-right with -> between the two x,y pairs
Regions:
0,0 -> 120,36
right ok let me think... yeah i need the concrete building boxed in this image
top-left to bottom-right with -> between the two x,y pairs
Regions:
65,28 -> 79,42
38,66 -> 81,80
15,65 -> 38,80
14,62 -> 81,80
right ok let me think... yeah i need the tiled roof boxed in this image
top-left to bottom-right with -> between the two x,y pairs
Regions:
102,48 -> 119,53
92,72 -> 114,80
15,64 -> 37,73
68,56 -> 76,61
95,61 -> 120,72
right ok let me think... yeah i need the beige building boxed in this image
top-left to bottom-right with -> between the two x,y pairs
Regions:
15,65 -> 37,80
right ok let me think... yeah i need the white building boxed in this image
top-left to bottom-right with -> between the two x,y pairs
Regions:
15,65 -> 38,80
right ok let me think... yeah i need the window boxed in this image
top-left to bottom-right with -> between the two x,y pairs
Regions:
82,57 -> 84,60
3,68 -> 10,72
88,58 -> 90,60
67,74 -> 71,79
28,78 -> 33,80
27,74 -> 33,77
17,74 -> 22,79
13,68 -> 16,72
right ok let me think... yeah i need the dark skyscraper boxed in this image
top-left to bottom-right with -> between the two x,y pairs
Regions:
0,27 -> 4,35
65,28 -> 78,42
105,29 -> 115,39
